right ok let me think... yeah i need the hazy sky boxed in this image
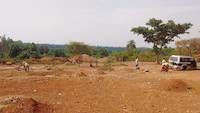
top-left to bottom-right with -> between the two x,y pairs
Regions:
0,0 -> 200,47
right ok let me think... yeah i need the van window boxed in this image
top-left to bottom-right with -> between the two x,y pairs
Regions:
180,58 -> 194,62
170,57 -> 178,62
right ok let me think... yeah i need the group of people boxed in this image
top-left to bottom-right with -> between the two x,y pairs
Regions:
134,57 -> 169,72
19,57 -> 170,72
17,61 -> 30,72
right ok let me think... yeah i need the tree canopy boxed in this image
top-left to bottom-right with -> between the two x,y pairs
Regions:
131,18 -> 192,63
176,38 -> 200,56
66,42 -> 93,55
126,40 -> 136,50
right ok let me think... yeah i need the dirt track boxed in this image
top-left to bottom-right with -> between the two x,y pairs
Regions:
0,62 -> 200,113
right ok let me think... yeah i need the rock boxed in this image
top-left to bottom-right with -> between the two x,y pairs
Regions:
58,93 -> 62,96
33,89 -> 37,93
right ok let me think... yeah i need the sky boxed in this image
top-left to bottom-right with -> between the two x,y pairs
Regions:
0,0 -> 200,47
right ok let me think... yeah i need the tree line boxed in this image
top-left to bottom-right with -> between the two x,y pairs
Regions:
0,37 -> 111,60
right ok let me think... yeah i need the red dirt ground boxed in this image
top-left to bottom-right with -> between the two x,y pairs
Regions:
1,98 -> 53,113
0,62 -> 200,113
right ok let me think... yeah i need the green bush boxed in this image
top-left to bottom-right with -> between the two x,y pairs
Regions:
48,49 -> 66,57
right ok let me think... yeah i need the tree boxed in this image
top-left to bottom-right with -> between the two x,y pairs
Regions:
48,49 -> 66,57
126,40 -> 136,50
131,18 -> 192,64
66,42 -> 93,55
9,41 -> 23,58
0,35 -> 14,58
176,38 -> 200,55
39,45 -> 49,55
98,48 -> 110,58
54,49 -> 66,57
126,40 -> 136,55
189,38 -> 200,54
23,43 -> 40,58
17,51 -> 31,59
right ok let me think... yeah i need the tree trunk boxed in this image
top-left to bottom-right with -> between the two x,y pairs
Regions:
156,54 -> 160,64
153,44 -> 163,64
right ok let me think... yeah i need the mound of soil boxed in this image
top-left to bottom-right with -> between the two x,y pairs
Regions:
1,98 -> 53,113
160,79 -> 192,92
29,57 -> 67,64
77,72 -> 88,77
0,95 -> 25,105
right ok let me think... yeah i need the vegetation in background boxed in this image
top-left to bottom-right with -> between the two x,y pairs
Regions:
176,38 -> 200,56
66,42 -> 93,55
131,18 -> 192,64
0,36 -> 41,60
0,35 -> 183,63
39,45 -> 49,55
48,48 -> 66,57
92,48 -> 110,58
126,40 -> 136,51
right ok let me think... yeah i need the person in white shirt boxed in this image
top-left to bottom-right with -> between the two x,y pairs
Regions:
161,58 -> 169,72
162,58 -> 166,66
135,57 -> 140,69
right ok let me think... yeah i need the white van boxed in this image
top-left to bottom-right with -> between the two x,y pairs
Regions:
168,55 -> 197,70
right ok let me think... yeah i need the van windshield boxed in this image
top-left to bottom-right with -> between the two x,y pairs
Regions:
169,57 -> 178,62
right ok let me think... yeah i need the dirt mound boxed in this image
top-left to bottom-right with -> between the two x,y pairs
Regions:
160,79 -> 192,92
0,59 -> 15,65
77,72 -> 88,77
0,95 -> 25,105
77,54 -> 97,63
52,57 -> 68,64
98,57 -> 108,63
71,54 -> 97,66
29,57 -> 67,64
1,98 -> 53,113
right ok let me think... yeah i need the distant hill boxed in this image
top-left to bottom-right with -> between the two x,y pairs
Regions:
94,46 -> 125,51
37,44 -> 150,52
137,47 -> 152,51
37,44 -> 126,51
37,44 -> 65,49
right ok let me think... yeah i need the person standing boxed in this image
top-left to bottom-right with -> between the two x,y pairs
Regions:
135,57 -> 140,69
161,58 -> 169,72
162,58 -> 166,65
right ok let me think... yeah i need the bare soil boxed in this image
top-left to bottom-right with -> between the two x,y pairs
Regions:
0,62 -> 200,113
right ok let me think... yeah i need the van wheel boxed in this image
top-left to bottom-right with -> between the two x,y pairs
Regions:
182,66 -> 187,70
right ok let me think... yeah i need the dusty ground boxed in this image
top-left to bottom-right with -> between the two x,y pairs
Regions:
0,62 -> 200,113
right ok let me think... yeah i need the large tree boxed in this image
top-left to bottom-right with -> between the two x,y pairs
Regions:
131,18 -> 192,64
66,42 -> 93,55
9,41 -> 23,58
0,35 -> 14,58
126,40 -> 136,55
126,40 -> 136,50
